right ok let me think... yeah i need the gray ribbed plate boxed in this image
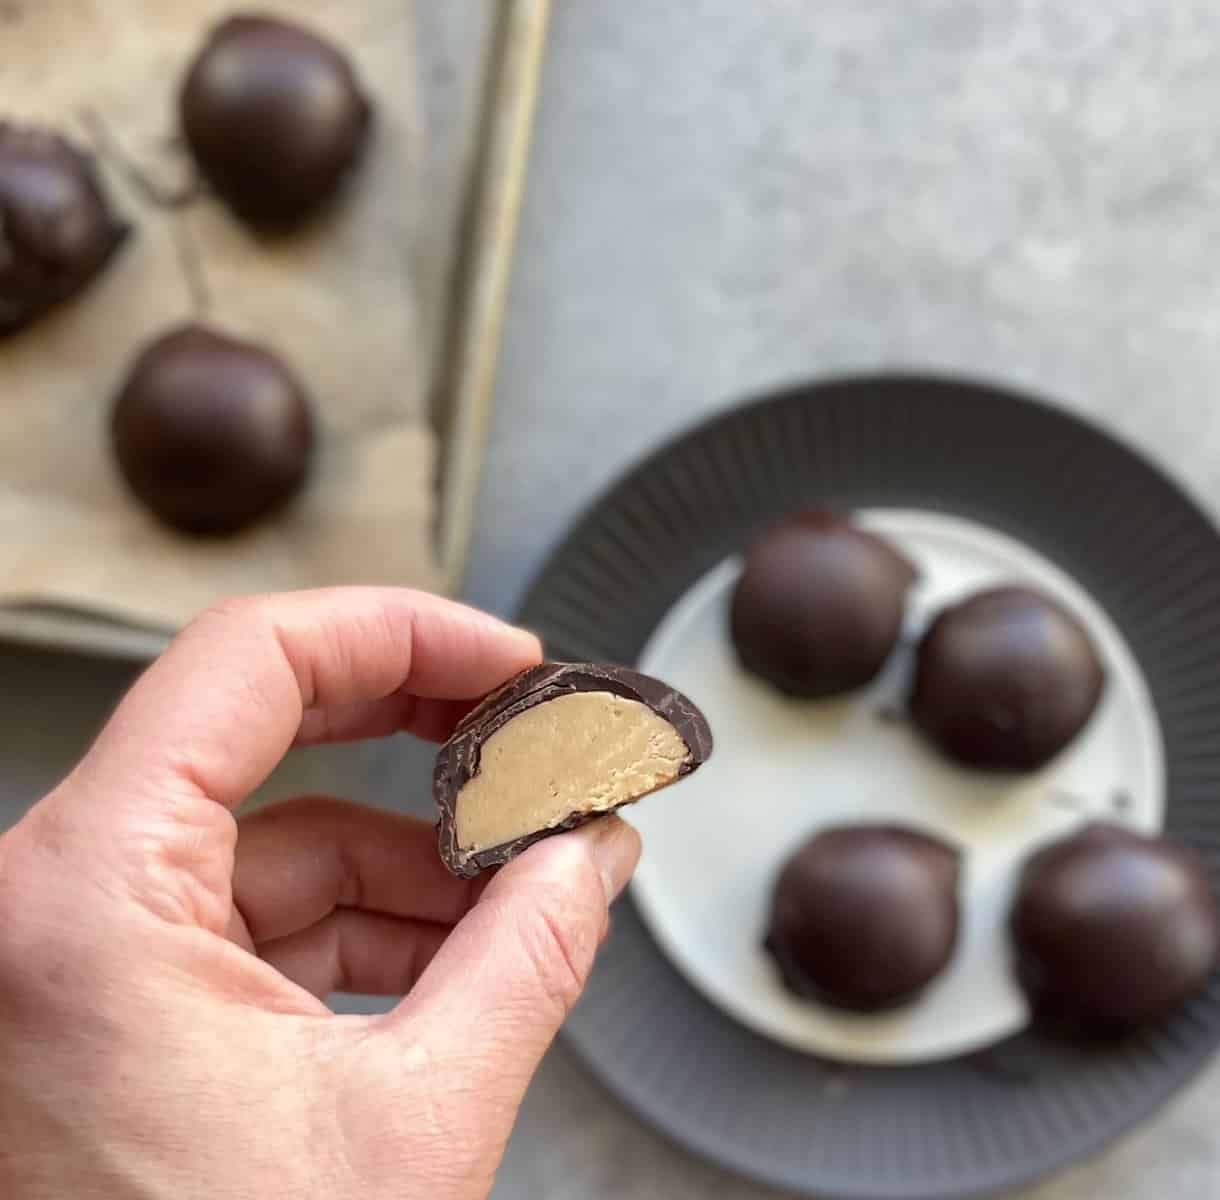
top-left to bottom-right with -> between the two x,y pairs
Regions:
518,375 -> 1220,1200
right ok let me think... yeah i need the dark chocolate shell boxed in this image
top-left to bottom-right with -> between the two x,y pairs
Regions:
765,824 -> 961,1012
911,586 -> 1105,770
180,14 -> 372,229
111,324 -> 314,535
731,512 -> 916,698
0,123 -> 128,335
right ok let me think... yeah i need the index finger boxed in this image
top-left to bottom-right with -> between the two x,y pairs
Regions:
75,587 -> 541,809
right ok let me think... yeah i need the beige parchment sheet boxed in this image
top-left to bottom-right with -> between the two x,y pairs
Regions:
0,0 -> 444,632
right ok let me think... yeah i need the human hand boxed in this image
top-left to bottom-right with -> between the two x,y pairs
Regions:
0,588 -> 641,1199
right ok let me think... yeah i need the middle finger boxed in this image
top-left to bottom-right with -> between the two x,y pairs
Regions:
233,796 -> 478,943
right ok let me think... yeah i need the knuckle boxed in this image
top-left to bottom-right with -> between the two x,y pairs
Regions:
189,592 -> 267,632
208,592 -> 263,620
508,891 -> 599,1018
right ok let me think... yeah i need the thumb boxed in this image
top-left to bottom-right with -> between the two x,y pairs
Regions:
388,817 -> 640,1104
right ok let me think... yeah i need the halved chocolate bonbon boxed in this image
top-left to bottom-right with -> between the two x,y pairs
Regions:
434,662 -> 712,877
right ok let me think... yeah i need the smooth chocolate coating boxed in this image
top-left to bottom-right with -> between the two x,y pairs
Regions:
111,324 -> 314,535
731,512 -> 916,698
765,825 -> 961,1011
0,123 -> 128,334
180,15 -> 372,228
434,662 -> 713,877
911,587 -> 1105,770
1011,823 -> 1220,1035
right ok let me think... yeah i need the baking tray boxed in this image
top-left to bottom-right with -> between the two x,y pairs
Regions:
0,0 -> 549,660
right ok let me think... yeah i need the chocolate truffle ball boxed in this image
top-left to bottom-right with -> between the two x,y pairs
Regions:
180,15 -> 372,229
0,123 -> 128,335
1011,823 -> 1220,1035
765,825 -> 961,1011
911,587 -> 1104,770
730,512 -> 916,698
111,325 -> 314,535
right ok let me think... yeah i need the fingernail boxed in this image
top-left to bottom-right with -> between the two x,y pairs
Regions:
588,816 -> 641,904
509,625 -> 544,659
469,611 -> 543,659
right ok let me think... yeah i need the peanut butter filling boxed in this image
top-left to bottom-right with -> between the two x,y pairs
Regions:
454,691 -> 690,852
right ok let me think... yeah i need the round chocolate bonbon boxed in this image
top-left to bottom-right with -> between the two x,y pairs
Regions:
111,324 -> 314,535
180,14 -> 372,228
1011,823 -> 1220,1034
0,123 -> 127,334
765,824 -> 961,1011
911,586 -> 1104,770
731,512 -> 916,698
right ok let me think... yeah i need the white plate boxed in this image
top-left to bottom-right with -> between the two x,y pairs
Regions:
629,508 -> 1165,1065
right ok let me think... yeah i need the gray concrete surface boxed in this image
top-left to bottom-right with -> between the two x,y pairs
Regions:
6,1 -> 1220,1197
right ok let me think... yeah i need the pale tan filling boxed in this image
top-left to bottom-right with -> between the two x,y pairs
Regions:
454,691 -> 690,852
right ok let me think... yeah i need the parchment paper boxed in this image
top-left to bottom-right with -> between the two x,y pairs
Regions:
0,0 -> 444,632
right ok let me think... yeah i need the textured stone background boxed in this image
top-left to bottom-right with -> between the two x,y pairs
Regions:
467,0 -> 1220,617
5,2 -> 1220,1197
